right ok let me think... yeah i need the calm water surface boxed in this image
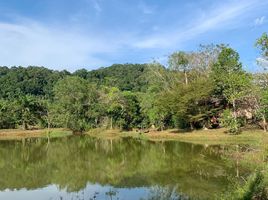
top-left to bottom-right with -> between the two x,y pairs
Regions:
0,136 -> 242,200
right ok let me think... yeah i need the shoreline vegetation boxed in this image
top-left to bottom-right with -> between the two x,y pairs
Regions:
0,127 -> 266,146
87,127 -> 268,146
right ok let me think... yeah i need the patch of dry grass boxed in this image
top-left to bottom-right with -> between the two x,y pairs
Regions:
87,128 -> 268,146
0,128 -> 72,140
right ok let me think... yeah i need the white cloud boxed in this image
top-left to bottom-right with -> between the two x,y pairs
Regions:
254,16 -> 266,26
0,20 -> 116,71
0,0 -> 267,71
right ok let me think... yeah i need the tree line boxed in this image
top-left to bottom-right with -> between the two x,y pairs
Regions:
0,33 -> 267,134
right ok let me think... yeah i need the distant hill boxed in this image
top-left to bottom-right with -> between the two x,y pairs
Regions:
0,63 -> 152,98
75,64 -> 150,92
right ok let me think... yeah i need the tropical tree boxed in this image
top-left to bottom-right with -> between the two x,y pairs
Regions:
255,32 -> 268,68
211,47 -> 252,133
168,51 -> 191,85
15,95 -> 44,130
53,76 -> 100,132
254,33 -> 268,131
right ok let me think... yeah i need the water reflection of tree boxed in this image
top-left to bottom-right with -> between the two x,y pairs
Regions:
0,137 -> 238,199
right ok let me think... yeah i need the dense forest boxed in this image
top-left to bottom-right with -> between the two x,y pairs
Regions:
0,33 -> 268,134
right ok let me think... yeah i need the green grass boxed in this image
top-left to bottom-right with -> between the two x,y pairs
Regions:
44,129 -> 73,138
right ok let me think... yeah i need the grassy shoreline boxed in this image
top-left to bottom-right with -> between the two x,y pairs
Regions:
0,127 -> 267,145
0,127 -> 267,146
0,128 -> 72,140
87,128 -> 268,146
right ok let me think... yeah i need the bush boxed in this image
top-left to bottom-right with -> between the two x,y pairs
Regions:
220,171 -> 268,200
220,109 -> 242,134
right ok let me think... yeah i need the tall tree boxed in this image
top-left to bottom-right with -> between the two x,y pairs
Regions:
254,33 -> 268,131
211,47 -> 252,133
168,51 -> 191,85
255,32 -> 268,62
53,76 -> 100,132
15,95 -> 44,130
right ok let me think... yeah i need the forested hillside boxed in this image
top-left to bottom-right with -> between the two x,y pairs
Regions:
0,33 -> 268,134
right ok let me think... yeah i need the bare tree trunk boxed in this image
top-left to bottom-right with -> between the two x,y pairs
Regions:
236,145 -> 240,177
262,114 -> 267,132
190,122 -> 194,130
22,120 -> 28,130
233,100 -> 238,132
47,118 -> 50,145
184,71 -> 188,85
110,117 -> 113,129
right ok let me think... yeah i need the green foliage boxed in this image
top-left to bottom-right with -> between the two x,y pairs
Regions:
85,63 -> 151,92
255,32 -> 268,58
117,91 -> 143,130
220,109 -> 242,134
0,38 -> 266,133
221,171 -> 268,200
0,66 -> 67,98
211,47 -> 252,134
222,72 -> 252,104
168,51 -> 189,72
53,76 -> 100,132
0,99 -> 17,129
211,46 -> 244,97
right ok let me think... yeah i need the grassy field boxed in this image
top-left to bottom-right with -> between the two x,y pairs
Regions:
0,128 -> 72,140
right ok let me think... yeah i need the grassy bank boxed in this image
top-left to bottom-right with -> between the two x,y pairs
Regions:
87,128 -> 268,146
0,128 -> 73,140
0,127 -> 266,146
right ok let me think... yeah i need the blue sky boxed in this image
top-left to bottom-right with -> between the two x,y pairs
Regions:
0,0 -> 267,72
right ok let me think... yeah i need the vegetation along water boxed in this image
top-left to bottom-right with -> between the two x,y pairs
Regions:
0,34 -> 268,199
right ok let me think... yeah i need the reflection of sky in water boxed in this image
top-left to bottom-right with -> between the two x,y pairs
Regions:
0,184 -> 149,200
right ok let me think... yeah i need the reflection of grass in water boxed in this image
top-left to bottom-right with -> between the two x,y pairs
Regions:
220,170 -> 268,200
220,137 -> 268,200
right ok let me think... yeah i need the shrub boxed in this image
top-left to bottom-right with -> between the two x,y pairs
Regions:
220,109 -> 242,134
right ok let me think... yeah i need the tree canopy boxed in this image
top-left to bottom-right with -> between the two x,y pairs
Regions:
0,34 -> 268,134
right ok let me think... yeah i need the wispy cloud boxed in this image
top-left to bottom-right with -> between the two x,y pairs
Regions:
92,0 -> 102,13
133,0 -> 266,48
254,16 -> 266,26
0,0 -> 267,70
138,1 -> 155,15
0,20 -> 115,71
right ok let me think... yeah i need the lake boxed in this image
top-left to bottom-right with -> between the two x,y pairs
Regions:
0,136 -> 243,200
